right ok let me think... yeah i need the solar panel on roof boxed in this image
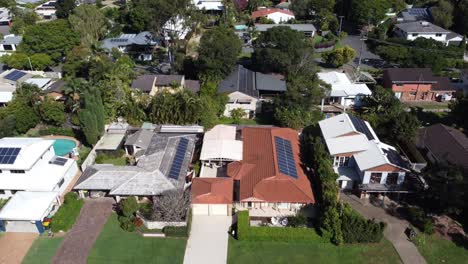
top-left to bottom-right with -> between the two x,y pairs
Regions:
349,115 -> 375,141
4,70 -> 27,82
0,147 -> 21,164
50,157 -> 68,166
383,149 -> 410,169
168,138 -> 189,180
274,137 -> 298,178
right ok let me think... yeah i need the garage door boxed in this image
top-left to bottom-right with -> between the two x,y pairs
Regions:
192,204 -> 209,215
209,204 -> 227,216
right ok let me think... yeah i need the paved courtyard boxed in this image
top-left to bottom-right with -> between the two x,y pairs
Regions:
52,198 -> 114,264
184,215 -> 232,264
0,232 -> 38,264
341,193 -> 426,264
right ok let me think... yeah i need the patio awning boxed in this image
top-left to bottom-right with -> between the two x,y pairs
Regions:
0,191 -> 58,221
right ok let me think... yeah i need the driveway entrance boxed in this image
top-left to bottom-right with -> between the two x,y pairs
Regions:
184,215 -> 232,264
52,198 -> 114,264
0,232 -> 38,264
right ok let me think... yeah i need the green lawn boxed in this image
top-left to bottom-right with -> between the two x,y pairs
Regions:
87,214 -> 187,264
414,234 -> 468,264
22,237 -> 64,264
228,237 -> 402,264
95,155 -> 127,166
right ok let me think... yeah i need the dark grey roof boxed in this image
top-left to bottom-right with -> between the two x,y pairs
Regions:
124,129 -> 154,149
255,24 -> 316,32
383,148 -> 411,170
101,31 -> 159,51
155,75 -> 183,86
184,80 -> 200,93
218,65 -> 286,97
131,75 -> 155,92
44,80 -> 65,93
131,74 -> 184,92
395,21 -> 450,33
446,32 -> 463,40
384,68 -> 437,83
398,8 -> 432,22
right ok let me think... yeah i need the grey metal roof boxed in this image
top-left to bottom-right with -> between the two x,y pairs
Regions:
131,75 -> 155,92
125,129 -> 154,149
131,74 -> 184,92
395,21 -> 450,34
0,35 -> 21,45
254,24 -> 316,32
101,31 -> 159,51
44,80 -> 65,93
256,72 -> 286,91
397,8 -> 432,22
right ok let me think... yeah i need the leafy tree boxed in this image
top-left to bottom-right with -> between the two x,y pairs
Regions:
10,9 -> 38,35
450,95 -> 468,133
390,111 -> 421,142
0,114 -> 16,137
321,45 -> 356,67
1,53 -> 29,69
19,19 -> 80,62
30,53 -> 53,70
432,0 -> 454,29
120,197 -> 139,217
454,0 -> 468,35
197,26 -> 242,80
78,86 -> 105,145
253,26 -> 313,73
230,108 -> 245,124
69,4 -> 108,47
148,90 -> 201,125
199,95 -> 222,129
55,0 -> 76,18
291,0 -> 335,20
39,97 -> 66,126
349,0 -> 389,26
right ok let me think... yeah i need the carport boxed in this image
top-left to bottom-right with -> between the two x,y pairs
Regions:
0,191 -> 59,233
191,177 -> 233,216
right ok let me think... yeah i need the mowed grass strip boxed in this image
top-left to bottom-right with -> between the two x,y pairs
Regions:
415,234 -> 468,264
87,214 -> 187,264
228,237 -> 402,264
22,237 -> 64,264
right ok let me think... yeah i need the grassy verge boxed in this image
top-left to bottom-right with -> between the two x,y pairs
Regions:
228,237 -> 401,264
88,214 -> 187,264
414,233 -> 468,264
51,193 -> 84,232
22,237 -> 64,264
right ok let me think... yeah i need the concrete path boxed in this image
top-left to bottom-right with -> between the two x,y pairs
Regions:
184,215 -> 232,264
341,194 -> 426,264
52,198 -> 114,264
0,232 -> 38,264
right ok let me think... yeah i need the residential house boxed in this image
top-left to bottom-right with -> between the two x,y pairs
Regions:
35,1 -> 57,20
227,127 -> 315,217
192,0 -> 223,11
95,121 -> 130,153
74,132 -> 196,202
394,21 -> 463,46
218,65 -> 286,118
0,8 -> 11,26
318,71 -> 372,108
397,8 -> 432,23
417,124 -> 468,171
101,32 -> 160,61
0,34 -> 21,52
199,125 -> 243,178
0,137 -> 79,232
255,24 -> 316,38
191,177 -> 233,215
251,8 -> 295,24
124,128 -> 155,158
383,68 -> 455,102
130,74 -> 201,95
319,114 -> 411,197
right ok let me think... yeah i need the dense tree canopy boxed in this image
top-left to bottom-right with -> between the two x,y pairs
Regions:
349,0 -> 405,26
69,5 -> 109,47
450,95 -> 468,134
431,0 -> 454,29
55,0 -> 76,18
10,9 -> 38,35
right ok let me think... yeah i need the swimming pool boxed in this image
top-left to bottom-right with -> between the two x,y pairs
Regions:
234,24 -> 248,31
53,139 -> 77,156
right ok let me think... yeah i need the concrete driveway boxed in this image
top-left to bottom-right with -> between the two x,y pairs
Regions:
184,215 -> 232,264
341,194 -> 426,264
0,232 -> 38,264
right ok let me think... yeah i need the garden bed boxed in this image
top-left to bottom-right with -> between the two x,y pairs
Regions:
51,193 -> 84,233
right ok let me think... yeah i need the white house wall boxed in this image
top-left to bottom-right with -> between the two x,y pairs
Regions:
224,92 -> 260,118
266,13 -> 294,24
362,171 -> 406,185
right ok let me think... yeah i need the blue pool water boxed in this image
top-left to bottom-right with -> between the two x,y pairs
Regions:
234,24 -> 248,31
53,139 -> 76,156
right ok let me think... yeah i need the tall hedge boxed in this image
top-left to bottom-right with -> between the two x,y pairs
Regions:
237,211 -> 325,242
341,205 -> 385,243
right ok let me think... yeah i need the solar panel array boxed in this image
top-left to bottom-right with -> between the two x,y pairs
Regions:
110,38 -> 129,43
383,149 -> 410,169
408,8 -> 428,16
50,157 -> 67,166
168,138 -> 189,180
4,70 -> 26,82
0,148 -> 21,164
349,115 -> 375,140
274,136 -> 298,178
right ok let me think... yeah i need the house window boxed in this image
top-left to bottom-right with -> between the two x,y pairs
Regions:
435,33 -> 442,37
386,173 -> 399,185
334,156 -> 350,167
0,190 -> 4,194
0,170 -> 2,173
11,190 -> 16,194
370,173 -> 382,184
247,202 -> 252,208
11,170 -> 25,174
412,33 -> 419,37
58,178 -> 65,188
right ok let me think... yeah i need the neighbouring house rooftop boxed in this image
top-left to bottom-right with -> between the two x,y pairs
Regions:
44,80 -> 65,94
184,80 -> 200,93
101,31 -> 159,51
317,71 -> 372,97
0,137 -> 54,170
131,74 -> 185,92
95,134 -> 126,151
227,127 -> 314,203
200,125 -> 243,161
418,124 -> 468,170
397,8 -> 432,22
191,177 -> 233,204
125,129 -> 154,149
395,21 -> 450,34
75,133 -> 196,196
384,68 -> 455,91
0,191 -> 58,221
254,24 -> 316,32
251,8 -> 294,19
0,34 -> 21,45
25,78 -> 52,90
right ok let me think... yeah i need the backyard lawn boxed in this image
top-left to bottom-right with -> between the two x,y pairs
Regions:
414,234 -> 468,264
94,154 -> 127,166
228,237 -> 402,264
22,237 -> 64,264
87,214 -> 187,264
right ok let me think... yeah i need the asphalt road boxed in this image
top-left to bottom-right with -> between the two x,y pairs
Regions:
341,34 -> 386,69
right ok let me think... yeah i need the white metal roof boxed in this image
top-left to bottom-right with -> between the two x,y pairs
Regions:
203,125 -> 237,140
319,114 -> 356,139
95,133 -> 126,150
0,191 -> 58,221
24,78 -> 52,89
200,125 -> 243,161
324,134 -> 369,155
318,71 -> 372,97
0,137 -> 54,170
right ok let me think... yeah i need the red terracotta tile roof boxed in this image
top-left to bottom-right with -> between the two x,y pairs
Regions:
191,178 -> 233,204
227,127 -> 315,203
251,8 -> 294,19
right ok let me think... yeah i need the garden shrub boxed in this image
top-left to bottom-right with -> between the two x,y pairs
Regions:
405,207 -> 434,234
287,213 -> 308,227
39,127 -> 75,137
120,197 -> 138,217
138,202 -> 153,219
237,211 -> 325,242
118,215 -> 136,232
341,205 -> 385,243
51,192 -> 84,232
163,226 -> 189,237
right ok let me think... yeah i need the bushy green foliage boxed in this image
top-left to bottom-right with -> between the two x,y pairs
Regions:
405,207 -> 434,234
120,197 -> 139,218
78,87 -> 105,145
39,98 -> 66,126
321,46 -> 356,67
163,226 -> 189,237
287,213 -> 308,227
51,192 -> 84,232
341,205 -> 385,243
237,211 -> 325,242
38,127 -> 75,137
139,202 -> 153,219
118,215 -> 136,232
